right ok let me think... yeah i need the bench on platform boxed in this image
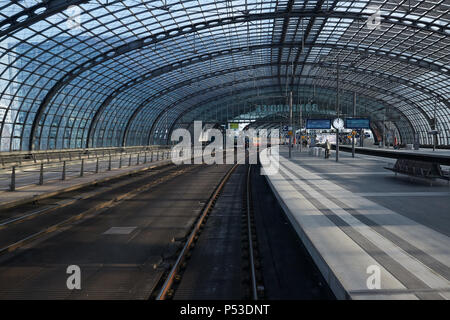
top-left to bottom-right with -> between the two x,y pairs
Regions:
385,159 -> 450,186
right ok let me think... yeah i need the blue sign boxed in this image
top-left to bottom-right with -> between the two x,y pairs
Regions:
345,118 -> 370,129
306,119 -> 331,129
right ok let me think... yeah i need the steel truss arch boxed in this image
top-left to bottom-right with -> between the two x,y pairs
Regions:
0,1 -> 447,151
165,84 -> 415,145
88,43 -> 445,147
139,67 -> 432,145
0,0 -> 90,39
138,74 -> 424,144
28,6 -> 449,149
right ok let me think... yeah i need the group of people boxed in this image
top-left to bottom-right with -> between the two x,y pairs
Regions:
296,135 -> 332,159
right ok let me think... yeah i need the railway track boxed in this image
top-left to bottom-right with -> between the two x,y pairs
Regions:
154,164 -> 264,300
154,163 -> 239,299
0,161 -> 237,299
0,163 -> 195,257
0,149 -> 332,300
242,165 -> 264,300
151,161 -> 333,301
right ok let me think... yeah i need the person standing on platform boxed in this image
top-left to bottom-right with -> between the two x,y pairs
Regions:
325,139 -> 331,159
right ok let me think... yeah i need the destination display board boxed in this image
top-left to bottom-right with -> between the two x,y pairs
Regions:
306,119 -> 331,129
345,118 -> 370,129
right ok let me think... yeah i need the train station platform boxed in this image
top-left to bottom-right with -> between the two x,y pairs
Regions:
337,145 -> 450,165
0,154 -> 172,211
263,146 -> 450,300
363,147 -> 450,157
337,145 -> 450,155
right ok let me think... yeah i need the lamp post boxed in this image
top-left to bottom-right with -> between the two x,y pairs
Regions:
299,94 -> 303,152
289,91 -> 293,158
433,97 -> 438,152
352,92 -> 356,158
382,108 -> 386,149
336,57 -> 340,162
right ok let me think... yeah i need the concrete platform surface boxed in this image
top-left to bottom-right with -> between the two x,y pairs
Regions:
0,158 -> 172,210
358,146 -> 450,156
263,146 -> 450,300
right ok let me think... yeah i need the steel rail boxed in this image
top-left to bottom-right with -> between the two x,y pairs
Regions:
0,164 -> 191,257
246,164 -> 258,300
156,162 -> 239,300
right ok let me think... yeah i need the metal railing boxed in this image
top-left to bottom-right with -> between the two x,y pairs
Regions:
0,146 -> 170,169
4,147 -> 172,192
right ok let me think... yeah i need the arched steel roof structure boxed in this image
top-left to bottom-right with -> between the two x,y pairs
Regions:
0,0 -> 448,151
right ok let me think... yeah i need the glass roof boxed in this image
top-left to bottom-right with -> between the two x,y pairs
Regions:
0,0 -> 448,151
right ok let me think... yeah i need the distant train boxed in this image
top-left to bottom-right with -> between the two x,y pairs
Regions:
250,137 -> 280,147
253,137 -> 262,147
